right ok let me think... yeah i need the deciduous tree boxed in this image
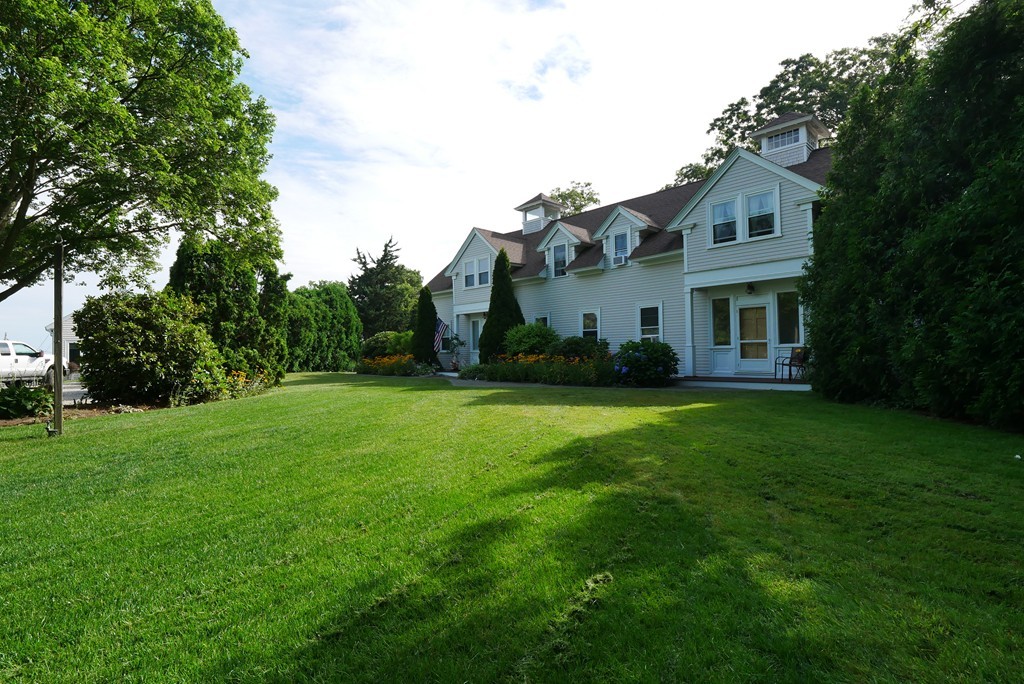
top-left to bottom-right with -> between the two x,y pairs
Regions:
0,0 -> 280,302
549,181 -> 599,216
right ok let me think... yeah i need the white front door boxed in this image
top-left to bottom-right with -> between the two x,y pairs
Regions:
736,299 -> 771,374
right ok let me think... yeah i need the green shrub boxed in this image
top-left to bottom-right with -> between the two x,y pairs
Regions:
361,331 -> 396,359
457,356 -> 616,387
356,354 -> 432,377
504,323 -> 560,357
387,331 -> 414,356
75,291 -> 228,406
546,336 -> 610,361
0,385 -> 52,419
613,340 -> 679,387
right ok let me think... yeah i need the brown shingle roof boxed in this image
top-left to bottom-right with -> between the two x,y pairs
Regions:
784,147 -> 831,185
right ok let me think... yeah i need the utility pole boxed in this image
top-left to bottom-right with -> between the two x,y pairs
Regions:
52,239 -> 63,436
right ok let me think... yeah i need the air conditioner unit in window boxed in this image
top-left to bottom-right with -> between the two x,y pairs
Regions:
613,255 -> 627,266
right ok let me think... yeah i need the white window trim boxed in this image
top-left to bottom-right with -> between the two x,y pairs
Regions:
710,296 -> 733,348
612,231 -> 630,266
580,309 -> 600,339
462,257 -> 491,289
637,301 -> 663,342
706,184 -> 782,249
709,198 -> 738,246
775,290 -> 804,346
764,127 -> 801,152
551,243 -> 569,278
534,313 -> 551,327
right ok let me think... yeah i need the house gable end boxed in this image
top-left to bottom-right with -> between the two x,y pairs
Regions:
443,229 -> 499,277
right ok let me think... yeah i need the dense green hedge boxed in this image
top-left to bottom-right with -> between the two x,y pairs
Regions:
0,385 -> 52,419
801,0 -> 1024,429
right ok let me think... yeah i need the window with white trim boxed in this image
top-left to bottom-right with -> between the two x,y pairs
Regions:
552,244 -> 567,277
746,191 -> 775,238
639,304 -> 661,341
613,232 -> 629,265
712,298 -> 731,346
765,128 -> 800,151
711,200 -> 737,244
534,314 -> 549,327
581,311 -> 599,339
463,257 -> 490,288
777,291 -> 801,344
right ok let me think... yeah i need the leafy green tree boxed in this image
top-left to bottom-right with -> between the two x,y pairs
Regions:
75,291 -> 227,405
287,281 -> 362,372
802,0 -> 1022,428
665,30 -> 911,186
0,0 -> 280,302
549,181 -> 600,215
478,249 -> 524,362
168,237 -> 287,381
347,238 -> 422,338
411,287 -> 439,365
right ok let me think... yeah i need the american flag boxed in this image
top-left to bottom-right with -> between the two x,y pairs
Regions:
433,318 -> 449,352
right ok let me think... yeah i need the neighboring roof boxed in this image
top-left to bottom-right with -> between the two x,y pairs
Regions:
513,193 -> 565,212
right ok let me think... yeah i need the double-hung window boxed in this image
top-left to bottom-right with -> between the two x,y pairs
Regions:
463,258 -> 490,288
552,244 -> 567,277
711,201 -> 737,244
581,311 -> 599,339
613,232 -> 629,265
639,305 -> 661,341
746,191 -> 775,238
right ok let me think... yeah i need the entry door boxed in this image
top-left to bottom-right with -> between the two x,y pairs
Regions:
737,304 -> 771,374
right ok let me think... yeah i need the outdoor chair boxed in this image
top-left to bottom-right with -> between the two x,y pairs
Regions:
774,347 -> 806,381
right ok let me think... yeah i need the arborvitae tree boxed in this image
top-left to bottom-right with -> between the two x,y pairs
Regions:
412,287 -> 439,365
347,238 -> 422,338
802,0 -> 1023,428
257,269 -> 291,383
478,249 -> 525,362
168,237 -> 267,378
287,281 -> 363,371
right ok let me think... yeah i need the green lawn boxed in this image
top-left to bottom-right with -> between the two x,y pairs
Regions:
1,375 -> 1021,682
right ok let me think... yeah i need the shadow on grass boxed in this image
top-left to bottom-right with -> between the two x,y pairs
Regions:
225,409 -> 839,682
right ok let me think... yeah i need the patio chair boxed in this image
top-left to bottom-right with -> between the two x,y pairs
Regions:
774,347 -> 806,381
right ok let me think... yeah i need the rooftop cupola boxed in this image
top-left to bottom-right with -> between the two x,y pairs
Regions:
514,193 -> 564,235
750,112 -> 830,168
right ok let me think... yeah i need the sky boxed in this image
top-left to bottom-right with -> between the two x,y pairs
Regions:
2,0 -> 927,347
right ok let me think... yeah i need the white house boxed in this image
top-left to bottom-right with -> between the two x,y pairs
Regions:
427,113 -> 830,378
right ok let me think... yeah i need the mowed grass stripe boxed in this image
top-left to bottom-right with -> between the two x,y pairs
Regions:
0,373 -> 1021,682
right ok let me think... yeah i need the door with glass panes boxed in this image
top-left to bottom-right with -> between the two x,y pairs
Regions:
735,297 -> 771,373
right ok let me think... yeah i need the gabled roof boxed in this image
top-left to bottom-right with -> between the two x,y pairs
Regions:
428,180 -> 708,293
513,193 -> 565,212
593,205 -> 661,239
666,147 -> 826,230
751,112 -> 831,143
537,221 -> 593,251
566,243 -> 604,272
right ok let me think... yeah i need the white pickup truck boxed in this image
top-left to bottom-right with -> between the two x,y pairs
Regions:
0,341 -> 64,388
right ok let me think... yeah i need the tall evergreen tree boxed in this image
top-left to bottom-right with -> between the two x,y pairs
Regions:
802,0 -> 1022,428
412,287 -> 440,365
347,238 -> 422,338
478,249 -> 525,362
168,237 -> 284,380
287,281 -> 363,372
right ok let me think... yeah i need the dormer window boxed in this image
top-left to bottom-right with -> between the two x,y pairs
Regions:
765,128 -> 800,151
552,244 -> 567,277
613,232 -> 629,265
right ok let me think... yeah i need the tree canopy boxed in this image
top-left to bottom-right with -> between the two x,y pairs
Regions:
549,181 -> 599,216
801,0 -> 1022,428
286,281 -> 362,372
664,33 -> 899,186
347,238 -> 422,338
0,0 -> 280,302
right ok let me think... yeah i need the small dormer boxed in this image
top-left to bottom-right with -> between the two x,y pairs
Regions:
750,112 -> 830,168
514,193 -> 564,235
